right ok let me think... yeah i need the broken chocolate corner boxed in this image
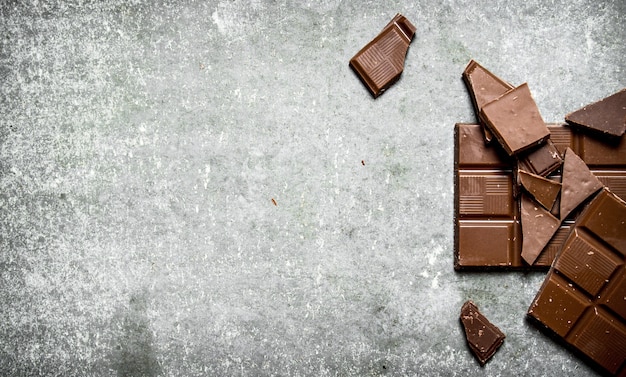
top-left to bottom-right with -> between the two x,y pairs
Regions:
349,14 -> 416,98
460,301 -> 506,366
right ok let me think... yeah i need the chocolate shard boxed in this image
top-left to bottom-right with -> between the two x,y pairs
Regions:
520,194 -> 561,265
460,301 -> 506,366
462,60 -> 514,142
560,147 -> 604,220
528,188 -> 626,376
565,88 -> 626,137
479,83 -> 551,156
518,169 -> 561,211
349,14 -> 416,98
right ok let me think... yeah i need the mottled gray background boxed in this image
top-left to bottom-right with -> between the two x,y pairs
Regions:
0,0 -> 624,376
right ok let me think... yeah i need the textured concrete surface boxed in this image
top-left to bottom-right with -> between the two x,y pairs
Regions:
0,0 -> 624,376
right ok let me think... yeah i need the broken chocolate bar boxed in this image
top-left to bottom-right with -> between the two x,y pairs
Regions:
565,88 -> 626,137
528,188 -> 626,376
462,60 -> 514,143
349,14 -> 416,98
460,301 -> 506,366
455,123 -> 626,270
480,83 -> 550,156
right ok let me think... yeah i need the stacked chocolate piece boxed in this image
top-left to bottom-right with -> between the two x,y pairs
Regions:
455,60 -> 626,375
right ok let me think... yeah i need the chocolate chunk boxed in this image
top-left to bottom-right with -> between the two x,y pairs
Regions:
479,83 -> 550,156
516,139 -> 563,177
460,301 -> 506,366
520,194 -> 561,265
518,170 -> 561,211
528,188 -> 626,376
462,60 -> 514,142
565,88 -> 626,137
455,123 -> 626,270
349,14 -> 416,98
560,148 -> 604,220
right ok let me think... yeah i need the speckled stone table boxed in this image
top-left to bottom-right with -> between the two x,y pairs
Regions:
1,1 -> 624,376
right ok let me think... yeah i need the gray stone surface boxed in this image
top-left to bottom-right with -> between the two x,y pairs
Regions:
0,0 -> 624,376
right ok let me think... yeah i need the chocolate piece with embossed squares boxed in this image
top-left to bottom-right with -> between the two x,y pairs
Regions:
528,188 -> 626,376
349,14 -> 416,98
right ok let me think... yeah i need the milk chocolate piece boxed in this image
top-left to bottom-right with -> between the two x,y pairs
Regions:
565,88 -> 626,137
462,60 -> 514,142
460,301 -> 506,366
349,14 -> 416,98
560,148 -> 604,220
455,123 -> 521,270
516,139 -> 563,177
528,188 -> 626,376
520,194 -> 561,265
480,83 -> 550,156
455,123 -> 626,270
518,170 -> 561,211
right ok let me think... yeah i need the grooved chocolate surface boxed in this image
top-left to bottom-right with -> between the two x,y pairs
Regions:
349,14 -> 416,98
528,188 -> 626,376
455,123 -> 626,270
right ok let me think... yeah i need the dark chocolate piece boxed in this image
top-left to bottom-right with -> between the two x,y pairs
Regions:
462,60 -> 514,142
455,123 -> 626,270
565,88 -> 626,137
460,301 -> 506,366
518,169 -> 561,211
520,194 -> 560,265
480,83 -> 550,156
528,188 -> 626,376
560,147 -> 603,221
349,14 -> 416,98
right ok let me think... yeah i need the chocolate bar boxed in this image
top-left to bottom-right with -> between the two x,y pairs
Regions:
454,123 -> 626,270
527,188 -> 626,376
349,14 -> 416,98
460,301 -> 506,366
565,88 -> 626,137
